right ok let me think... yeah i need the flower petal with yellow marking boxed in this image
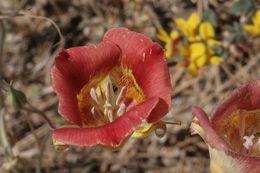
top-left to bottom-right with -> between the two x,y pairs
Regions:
132,121 -> 167,138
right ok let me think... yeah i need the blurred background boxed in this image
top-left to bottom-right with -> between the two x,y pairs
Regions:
0,0 -> 259,172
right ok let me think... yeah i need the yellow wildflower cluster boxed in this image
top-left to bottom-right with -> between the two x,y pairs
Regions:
158,12 -> 223,76
244,10 -> 260,36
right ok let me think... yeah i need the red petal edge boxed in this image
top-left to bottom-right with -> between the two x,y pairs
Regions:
52,97 -> 159,147
51,41 -> 121,126
104,28 -> 171,122
192,105 -> 260,173
191,106 -> 230,151
211,80 -> 260,130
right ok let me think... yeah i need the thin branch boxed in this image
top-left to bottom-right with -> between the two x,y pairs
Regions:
164,121 -> 181,126
22,104 -> 56,130
0,109 -> 13,157
38,131 -> 51,173
0,12 -> 64,48
0,20 -> 5,108
23,113 -> 42,173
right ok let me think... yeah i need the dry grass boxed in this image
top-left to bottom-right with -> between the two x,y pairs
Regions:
0,0 -> 259,172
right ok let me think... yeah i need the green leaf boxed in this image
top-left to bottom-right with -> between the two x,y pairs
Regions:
224,22 -> 247,42
230,0 -> 254,15
203,9 -> 217,27
211,46 -> 223,56
9,86 -> 27,110
224,24 -> 235,32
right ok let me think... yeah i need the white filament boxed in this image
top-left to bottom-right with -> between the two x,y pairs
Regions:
107,110 -> 113,122
117,103 -> 126,116
90,87 -> 99,104
116,86 -> 126,105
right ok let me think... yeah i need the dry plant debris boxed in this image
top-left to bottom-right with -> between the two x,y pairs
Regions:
0,0 -> 259,173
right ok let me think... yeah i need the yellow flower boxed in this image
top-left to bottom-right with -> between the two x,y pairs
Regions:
157,29 -> 180,59
187,42 -> 223,76
210,56 -> 223,64
158,12 -> 223,76
185,22 -> 223,76
199,22 -> 221,46
244,10 -> 260,36
175,12 -> 201,41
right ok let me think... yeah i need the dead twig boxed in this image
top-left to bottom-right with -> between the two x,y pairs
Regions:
23,113 -> 42,173
0,20 -> 5,107
22,104 -> 56,130
0,12 -> 64,48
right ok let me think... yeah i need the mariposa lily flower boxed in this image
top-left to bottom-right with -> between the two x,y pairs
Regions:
51,28 -> 171,149
191,80 -> 260,173
244,10 -> 260,36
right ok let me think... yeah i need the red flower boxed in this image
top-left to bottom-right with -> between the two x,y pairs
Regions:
51,28 -> 171,148
191,80 -> 260,173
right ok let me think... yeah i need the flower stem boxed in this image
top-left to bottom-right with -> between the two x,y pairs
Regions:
164,121 -> 181,126
22,104 -> 56,130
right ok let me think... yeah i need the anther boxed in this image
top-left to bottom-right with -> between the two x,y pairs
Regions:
91,107 -> 95,115
90,88 -> 99,104
117,103 -> 126,116
108,110 -> 113,122
116,86 -> 126,105
105,80 -> 111,101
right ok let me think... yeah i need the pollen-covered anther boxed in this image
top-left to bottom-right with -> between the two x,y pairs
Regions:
105,80 -> 112,102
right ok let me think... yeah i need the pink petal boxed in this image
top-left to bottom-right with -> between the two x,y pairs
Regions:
191,106 -> 230,151
211,80 -> 260,131
227,151 -> 260,172
52,97 -> 159,147
104,28 -> 171,122
51,41 -> 121,126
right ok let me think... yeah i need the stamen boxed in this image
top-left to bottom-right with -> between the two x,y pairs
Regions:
117,103 -> 126,116
98,85 -> 105,100
116,86 -> 126,105
103,100 -> 112,119
105,80 -> 111,101
91,107 -> 95,115
107,110 -> 113,122
243,135 -> 255,150
90,87 -> 99,104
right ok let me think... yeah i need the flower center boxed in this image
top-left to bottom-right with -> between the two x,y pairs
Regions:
77,66 -> 145,127
220,109 -> 260,156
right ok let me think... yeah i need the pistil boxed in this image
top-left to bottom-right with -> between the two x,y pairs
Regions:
89,81 -> 128,124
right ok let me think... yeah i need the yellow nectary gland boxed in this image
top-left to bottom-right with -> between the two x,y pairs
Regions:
220,109 -> 260,156
77,66 -> 145,127
111,66 -> 144,103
